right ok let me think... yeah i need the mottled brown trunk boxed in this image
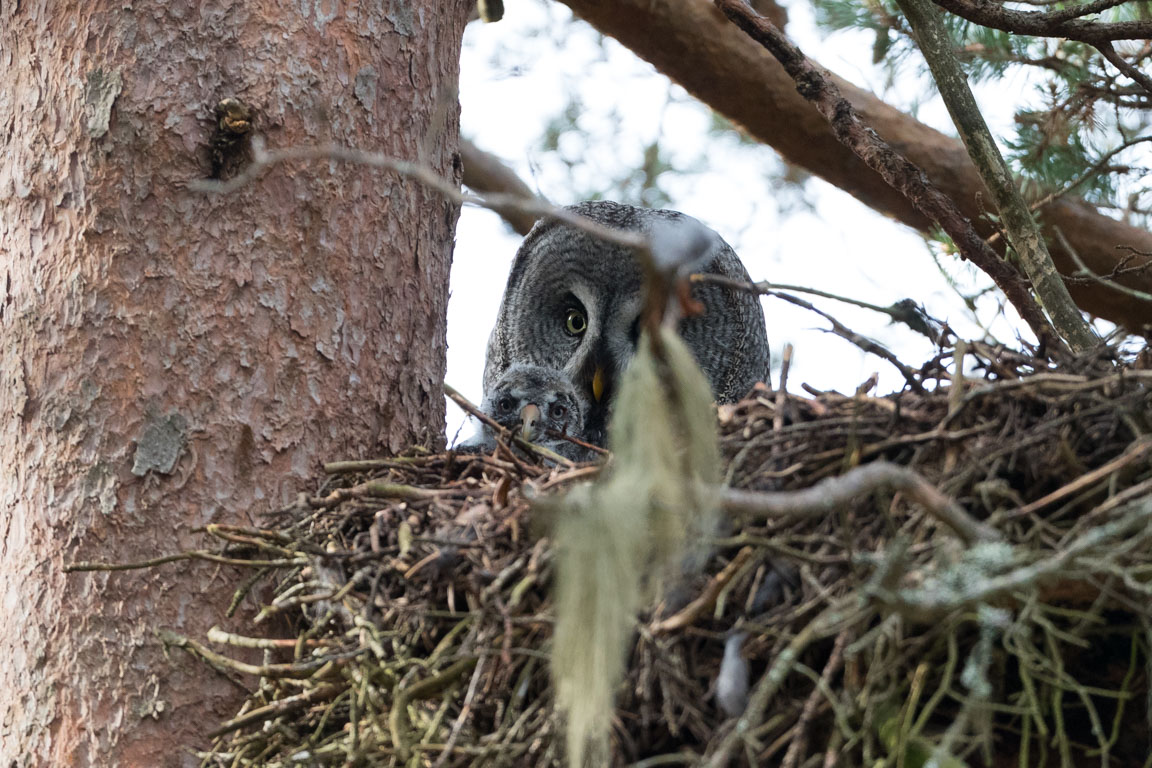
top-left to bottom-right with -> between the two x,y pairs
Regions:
0,1 -> 468,764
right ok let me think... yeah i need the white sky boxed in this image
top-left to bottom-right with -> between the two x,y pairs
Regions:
442,1 -> 1084,443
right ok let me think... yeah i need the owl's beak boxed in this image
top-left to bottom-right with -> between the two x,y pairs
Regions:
591,367 -> 605,403
519,403 -> 541,441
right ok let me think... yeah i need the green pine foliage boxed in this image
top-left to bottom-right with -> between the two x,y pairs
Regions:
811,0 -> 1152,227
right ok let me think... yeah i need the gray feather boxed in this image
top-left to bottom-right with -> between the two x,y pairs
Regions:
481,200 -> 770,445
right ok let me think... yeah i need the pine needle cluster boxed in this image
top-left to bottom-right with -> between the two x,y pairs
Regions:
812,0 -> 1151,226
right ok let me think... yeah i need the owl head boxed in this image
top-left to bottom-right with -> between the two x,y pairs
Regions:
481,363 -> 588,445
482,201 -> 770,445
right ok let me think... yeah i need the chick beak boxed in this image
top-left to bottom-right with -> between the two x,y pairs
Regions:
519,403 -> 541,441
591,366 -> 605,403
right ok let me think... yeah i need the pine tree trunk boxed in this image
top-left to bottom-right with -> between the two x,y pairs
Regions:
0,1 -> 468,763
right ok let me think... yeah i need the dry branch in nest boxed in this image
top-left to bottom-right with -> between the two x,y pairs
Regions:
137,342 -> 1152,768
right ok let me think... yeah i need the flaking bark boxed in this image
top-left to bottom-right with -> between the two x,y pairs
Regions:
0,1 -> 470,762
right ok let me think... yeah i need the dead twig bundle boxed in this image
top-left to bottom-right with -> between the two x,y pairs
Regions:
148,341 -> 1152,768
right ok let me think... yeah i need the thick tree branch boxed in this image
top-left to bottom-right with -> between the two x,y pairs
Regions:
714,0 -> 1067,352
895,0 -> 1098,352
558,0 -> 1152,332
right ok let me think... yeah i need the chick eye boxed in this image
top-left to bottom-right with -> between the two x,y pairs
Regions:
496,396 -> 515,413
549,403 -> 568,421
564,308 -> 587,336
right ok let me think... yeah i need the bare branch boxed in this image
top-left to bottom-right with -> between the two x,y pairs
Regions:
1054,227 -> 1152,303
932,0 -> 1152,43
460,138 -> 543,235
710,278 -> 929,392
723,460 -> 1001,546
713,0 -> 1068,354
188,138 -> 646,252
896,0 -> 1099,352
1094,39 -> 1152,96
692,273 -> 945,341
781,298 -> 924,390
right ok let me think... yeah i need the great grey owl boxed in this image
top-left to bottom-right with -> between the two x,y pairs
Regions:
482,201 -> 770,445
460,363 -> 596,462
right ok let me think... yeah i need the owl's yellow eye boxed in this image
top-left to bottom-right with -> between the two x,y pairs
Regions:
564,308 -> 587,336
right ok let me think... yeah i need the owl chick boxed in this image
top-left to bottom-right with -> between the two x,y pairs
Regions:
483,201 -> 770,445
459,364 -> 596,462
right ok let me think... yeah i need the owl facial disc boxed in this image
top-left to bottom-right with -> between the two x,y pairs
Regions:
480,200 -> 771,450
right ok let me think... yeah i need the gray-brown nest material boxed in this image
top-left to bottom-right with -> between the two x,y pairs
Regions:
187,344 -> 1152,768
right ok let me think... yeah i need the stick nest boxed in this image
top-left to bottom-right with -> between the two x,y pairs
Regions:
192,342 -> 1152,767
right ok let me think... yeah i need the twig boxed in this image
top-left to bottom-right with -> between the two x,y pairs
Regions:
390,657 -> 480,761
896,0 -> 1098,353
445,382 -> 503,433
551,430 -> 611,457
773,343 -> 793,435
1054,226 -> 1152,303
704,599 -> 861,768
771,291 -> 926,393
159,629 -> 341,680
189,139 -> 646,253
1073,475 -> 1152,527
206,626 -> 327,650
693,275 -> 944,341
431,657 -> 487,768
949,339 -> 967,417
649,547 -> 755,634
318,480 -> 451,509
961,371 -> 1152,400
780,630 -> 849,768
722,461 -> 1001,545
65,550 -> 307,572
460,138 -> 542,235
930,0 -> 1152,45
1013,437 -> 1152,519
208,683 -> 342,738
535,464 -> 603,491
713,0 -> 1065,355
323,457 -> 430,473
